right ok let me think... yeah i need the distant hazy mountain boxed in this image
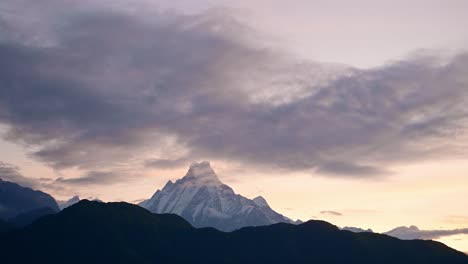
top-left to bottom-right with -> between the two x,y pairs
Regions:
342,226 -> 373,233
1,200 -> 466,264
0,179 -> 59,220
58,196 -> 80,210
140,161 -> 296,231
385,225 -> 422,239
383,225 -> 468,241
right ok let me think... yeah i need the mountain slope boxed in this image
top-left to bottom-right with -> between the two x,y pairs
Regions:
0,201 -> 467,264
140,161 -> 294,231
8,207 -> 57,228
0,179 -> 60,220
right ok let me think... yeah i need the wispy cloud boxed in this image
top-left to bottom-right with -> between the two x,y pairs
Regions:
0,161 -> 35,187
144,158 -> 191,169
55,171 -> 123,186
0,161 -> 66,193
320,211 -> 343,216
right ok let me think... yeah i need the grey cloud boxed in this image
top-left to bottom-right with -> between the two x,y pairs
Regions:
0,161 -> 66,194
0,0 -> 283,170
144,158 -> 190,169
320,211 -> 343,216
0,162 -> 35,187
0,0 -> 467,182
55,171 -> 123,186
385,225 -> 468,240
0,161 -> 57,189
317,161 -> 392,177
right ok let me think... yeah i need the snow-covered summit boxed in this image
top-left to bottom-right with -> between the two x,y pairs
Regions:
140,161 -> 295,231
181,161 -> 222,185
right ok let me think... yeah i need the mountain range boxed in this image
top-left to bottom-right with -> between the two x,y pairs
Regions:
1,164 -> 467,262
139,161 -> 298,231
1,200 -> 467,264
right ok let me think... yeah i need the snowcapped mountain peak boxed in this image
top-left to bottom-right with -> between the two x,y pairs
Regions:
58,195 -> 80,210
140,161 -> 295,231
188,161 -> 215,176
182,161 -> 221,185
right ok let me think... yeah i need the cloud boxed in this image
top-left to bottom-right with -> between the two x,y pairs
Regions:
144,158 -> 191,169
385,225 -> 468,240
320,211 -> 343,216
316,161 -> 392,177
0,0 -> 467,183
0,161 -> 33,187
0,161 -> 52,189
55,171 -> 124,186
0,161 -> 67,194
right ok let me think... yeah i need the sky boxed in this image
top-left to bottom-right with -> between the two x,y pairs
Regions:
0,0 -> 467,253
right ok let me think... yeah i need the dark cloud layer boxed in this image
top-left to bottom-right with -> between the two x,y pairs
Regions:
0,0 -> 467,184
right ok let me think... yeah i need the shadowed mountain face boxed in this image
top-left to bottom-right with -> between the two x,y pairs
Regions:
0,218 -> 12,233
0,179 -> 60,220
1,201 -> 467,264
7,207 -> 57,228
140,161 -> 295,231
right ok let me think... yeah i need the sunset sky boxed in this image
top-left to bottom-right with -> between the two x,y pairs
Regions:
0,0 -> 467,253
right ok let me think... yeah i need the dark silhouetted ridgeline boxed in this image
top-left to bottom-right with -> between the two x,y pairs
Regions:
1,200 -> 467,264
